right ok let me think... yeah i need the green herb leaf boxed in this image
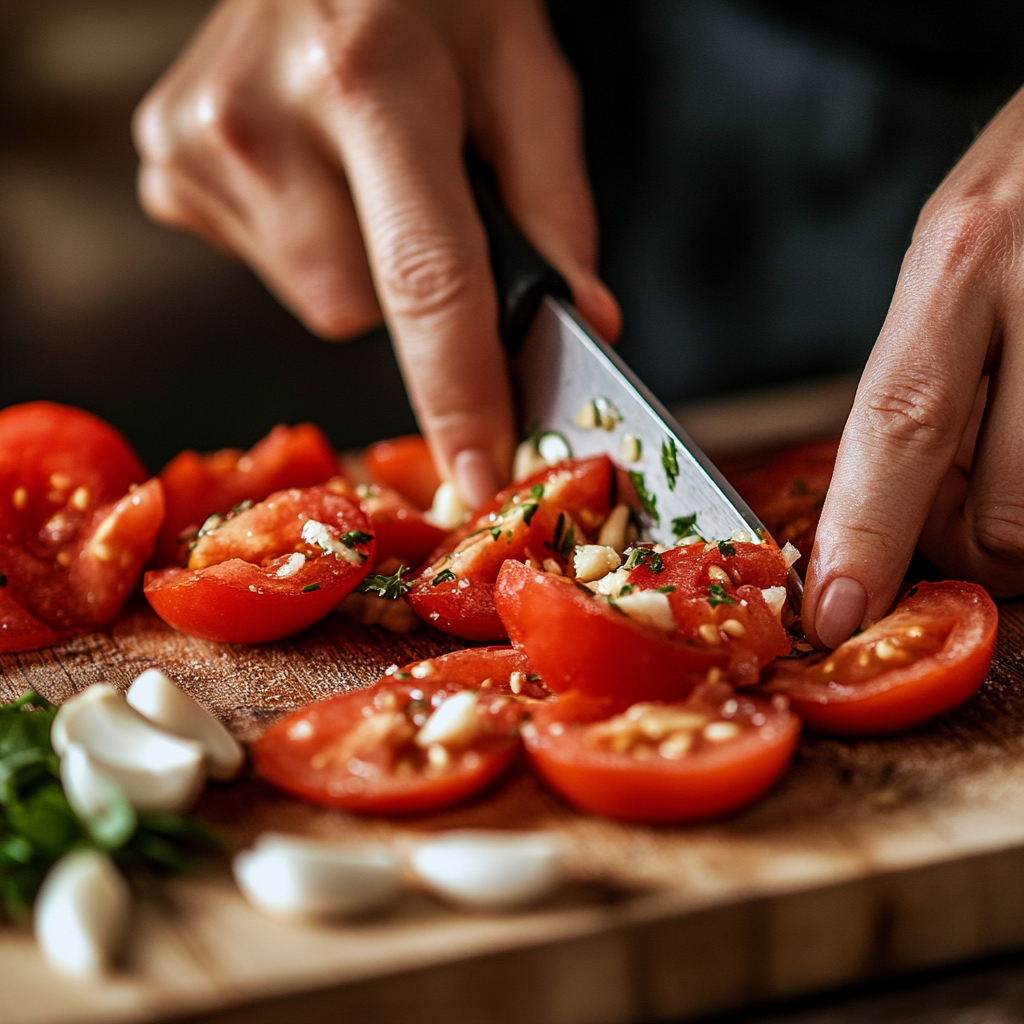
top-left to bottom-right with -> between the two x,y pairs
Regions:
670,514 -> 702,541
618,584 -> 637,596
431,569 -> 457,586
357,566 -> 412,600
302,582 -> 321,593
717,540 -> 736,557
655,584 -> 677,594
230,499 -> 254,516
623,547 -> 663,573
340,530 -> 373,548
529,484 -> 545,500
521,503 -> 539,527
490,525 -> 502,541
553,513 -> 575,559
661,438 -> 679,491
707,582 -> 735,608
628,471 -> 659,524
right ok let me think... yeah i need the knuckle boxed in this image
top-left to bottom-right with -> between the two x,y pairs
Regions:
861,373 -> 958,450
136,165 -> 190,229
973,503 -> 1024,561
311,12 -> 401,103
911,199 -> 1010,285
375,229 -> 481,320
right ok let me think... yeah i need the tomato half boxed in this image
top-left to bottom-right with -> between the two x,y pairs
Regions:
252,647 -> 542,814
406,456 -> 613,640
765,581 -> 997,736
524,684 -> 801,823
364,434 -> 441,511
495,559 -> 728,700
0,403 -> 163,635
144,487 -> 373,643
156,423 -> 338,566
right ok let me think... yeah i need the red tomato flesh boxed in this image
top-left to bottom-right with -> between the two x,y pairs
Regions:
406,456 -> 613,640
766,581 -> 997,736
252,647 -> 541,814
364,434 -> 441,511
0,587 -> 58,654
144,487 -> 372,643
156,423 -> 338,566
525,683 -> 801,823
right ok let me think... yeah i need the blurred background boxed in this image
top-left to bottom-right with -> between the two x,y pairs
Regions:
1,0 -> 1020,472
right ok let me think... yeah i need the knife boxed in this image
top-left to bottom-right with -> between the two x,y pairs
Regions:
468,158 -> 802,607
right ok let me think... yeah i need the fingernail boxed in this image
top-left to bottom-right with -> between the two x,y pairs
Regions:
815,577 -> 868,649
453,450 -> 499,511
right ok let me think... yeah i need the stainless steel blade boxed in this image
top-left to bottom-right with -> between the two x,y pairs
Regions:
511,296 -> 803,602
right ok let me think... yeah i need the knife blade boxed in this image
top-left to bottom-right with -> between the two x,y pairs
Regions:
468,157 -> 802,606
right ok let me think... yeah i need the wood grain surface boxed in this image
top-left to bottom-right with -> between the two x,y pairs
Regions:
4,597 -> 1024,1024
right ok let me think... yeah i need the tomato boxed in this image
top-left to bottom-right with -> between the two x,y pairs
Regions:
156,423 -> 338,566
144,487 -> 373,643
406,456 -> 613,640
495,559 -> 728,700
0,586 -> 58,654
720,438 -> 839,563
0,403 -> 164,635
626,542 -> 791,683
252,647 -> 542,814
765,581 -> 997,736
524,683 -> 801,823
364,434 -> 441,511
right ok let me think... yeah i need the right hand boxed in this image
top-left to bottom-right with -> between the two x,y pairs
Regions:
133,0 -> 620,507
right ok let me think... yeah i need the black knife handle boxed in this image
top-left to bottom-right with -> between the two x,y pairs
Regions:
466,152 -> 570,356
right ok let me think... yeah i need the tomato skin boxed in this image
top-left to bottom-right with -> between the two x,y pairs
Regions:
406,456 -> 613,640
0,588 -> 58,654
525,691 -> 801,823
495,560 -> 727,701
156,423 -> 338,566
766,581 -> 997,736
144,487 -> 373,644
252,647 -> 535,814
364,435 -> 441,511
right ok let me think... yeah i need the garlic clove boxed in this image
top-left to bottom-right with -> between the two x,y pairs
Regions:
127,668 -> 244,781
52,683 -> 206,814
410,831 -> 564,910
34,850 -> 131,978
233,833 -> 402,919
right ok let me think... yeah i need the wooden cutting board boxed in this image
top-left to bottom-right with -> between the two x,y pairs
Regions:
4,597 -> 1024,1024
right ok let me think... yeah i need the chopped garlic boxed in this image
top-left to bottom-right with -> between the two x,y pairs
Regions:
615,590 -> 676,632
597,503 -> 632,554
587,566 -> 630,596
425,481 -> 469,530
704,721 -> 741,743
301,519 -> 364,565
415,691 -> 479,748
761,586 -> 787,619
537,431 -> 571,464
619,434 -> 642,462
781,542 -> 801,568
276,552 -> 306,577
573,544 -> 622,583
574,397 -> 621,430
512,439 -> 548,481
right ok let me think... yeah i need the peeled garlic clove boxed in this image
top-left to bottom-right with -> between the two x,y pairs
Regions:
233,833 -> 402,919
52,683 -> 206,814
410,831 -> 563,910
35,850 -> 130,978
127,669 -> 244,781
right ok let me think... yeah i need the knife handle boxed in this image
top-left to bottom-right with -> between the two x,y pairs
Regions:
466,152 -> 571,355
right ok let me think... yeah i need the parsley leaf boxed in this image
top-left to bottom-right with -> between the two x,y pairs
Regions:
671,514 -> 702,541
707,582 -> 735,608
340,530 -> 373,548
624,547 -> 663,573
553,513 -> 575,559
628,471 -> 659,524
357,566 -> 412,600
302,582 -> 320,593
717,539 -> 736,557
655,584 -> 677,594
431,569 -> 457,586
661,438 -> 679,491
490,525 -> 502,541
521,503 -> 539,526
529,484 -> 545,500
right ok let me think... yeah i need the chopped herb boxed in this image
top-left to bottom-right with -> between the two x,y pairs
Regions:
521,503 -> 539,526
302,582 -> 321,593
553,513 -> 575,558
655,584 -> 677,594
490,526 -> 502,541
792,478 -> 808,496
526,673 -> 543,682
230,499 -> 253,516
618,584 -> 637,596
628,471 -> 659,524
340,530 -> 373,548
707,582 -> 735,608
661,438 -> 679,491
357,566 -> 412,600
717,540 -> 736,557
431,569 -> 456,586
0,572 -> 6,587
624,547 -> 663,573
671,514 -> 702,541
906,585 -> 918,598
529,484 -> 545,500
393,671 -> 412,681
196,512 -> 224,539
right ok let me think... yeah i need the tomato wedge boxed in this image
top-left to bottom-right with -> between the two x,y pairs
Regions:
252,647 -> 543,814
156,423 -> 338,566
144,487 -> 373,643
524,684 -> 801,823
363,434 -> 442,511
495,559 -> 728,700
0,403 -> 163,636
0,587 -> 58,654
765,581 -> 997,736
406,456 -> 613,640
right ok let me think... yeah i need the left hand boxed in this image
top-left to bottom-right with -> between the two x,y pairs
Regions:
805,84 -> 1024,649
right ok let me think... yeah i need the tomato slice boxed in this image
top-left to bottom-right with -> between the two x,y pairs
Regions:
495,559 -> 728,700
0,586 -> 58,654
765,581 -> 997,736
0,403 -> 163,635
144,487 -> 373,643
156,423 -> 338,566
720,438 -> 839,564
252,647 -> 542,814
524,683 -> 801,823
363,434 -> 442,511
406,456 -> 613,640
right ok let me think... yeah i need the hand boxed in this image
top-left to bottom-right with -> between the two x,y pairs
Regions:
133,0 -> 620,506
805,84 -> 1024,648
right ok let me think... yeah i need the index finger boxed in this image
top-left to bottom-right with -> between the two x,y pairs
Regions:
803,214 -> 997,648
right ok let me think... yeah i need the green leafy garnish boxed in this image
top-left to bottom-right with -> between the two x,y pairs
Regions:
431,569 -> 457,586
671,514 -> 702,541
655,584 -> 677,594
521,503 -> 539,526
357,566 -> 412,600
552,513 -> 575,559
230,499 -> 254,516
717,540 -> 736,557
628,471 -> 659,524
618,584 -> 637,596
490,525 -> 502,541
302,582 -> 320,593
624,547 -> 663,573
529,484 -> 545,500
661,438 -> 679,491
340,530 -> 373,548
707,583 -> 735,608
